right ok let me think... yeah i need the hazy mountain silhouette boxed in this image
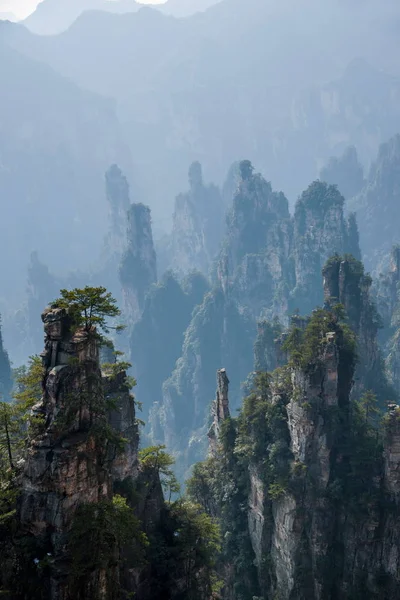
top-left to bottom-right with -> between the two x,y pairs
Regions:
23,0 -> 141,35
159,0 -> 220,17
23,0 -> 221,35
6,0 -> 400,220
2,0 -> 400,224
0,34 -> 130,300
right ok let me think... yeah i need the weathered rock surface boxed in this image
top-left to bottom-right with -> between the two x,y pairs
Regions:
152,288 -> 254,480
375,246 -> 400,396
322,254 -> 392,401
18,307 -> 139,600
155,165 -> 361,481
212,324 -> 400,599
208,368 -> 230,455
120,203 -> 157,324
291,181 -> 360,314
166,161 -> 224,277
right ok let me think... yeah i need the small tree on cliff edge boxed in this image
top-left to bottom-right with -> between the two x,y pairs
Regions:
51,286 -> 124,340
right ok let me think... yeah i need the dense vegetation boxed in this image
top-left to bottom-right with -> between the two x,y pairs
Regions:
188,303 -> 398,598
0,288 -> 221,600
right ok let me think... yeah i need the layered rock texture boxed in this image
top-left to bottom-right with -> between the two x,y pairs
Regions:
322,254 -> 391,400
17,306 -> 139,599
166,161 -> 224,277
119,203 -> 157,324
151,286 -> 254,478
375,246 -> 400,396
153,163 -> 361,478
291,181 -> 361,313
104,164 -> 131,260
208,368 -> 230,456
191,307 -> 400,600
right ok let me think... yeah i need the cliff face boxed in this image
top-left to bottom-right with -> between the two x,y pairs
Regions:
208,368 -> 230,456
119,203 -> 157,324
217,161 -> 293,320
291,181 -> 360,314
322,255 -> 392,401
375,246 -> 400,396
218,170 -> 360,321
0,299 -> 219,600
152,288 -> 254,479
168,161 -> 224,277
17,307 -> 139,599
193,309 -> 400,600
260,333 -> 399,600
153,165 -> 362,485
104,164 -> 131,257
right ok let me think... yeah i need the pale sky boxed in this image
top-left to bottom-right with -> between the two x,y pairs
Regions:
0,0 -> 165,19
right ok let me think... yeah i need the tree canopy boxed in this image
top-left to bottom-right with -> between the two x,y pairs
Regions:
51,286 -> 124,337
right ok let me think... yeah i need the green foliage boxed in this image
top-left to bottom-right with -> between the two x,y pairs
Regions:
0,402 -> 24,471
282,307 -> 357,374
169,500 -> 220,598
296,181 -> 344,215
142,497 -> 221,600
13,355 -> 44,412
268,482 -> 286,500
51,286 -> 124,341
254,318 -> 283,373
357,390 -> 381,427
186,460 -> 219,517
69,495 -> 148,597
139,445 -> 181,501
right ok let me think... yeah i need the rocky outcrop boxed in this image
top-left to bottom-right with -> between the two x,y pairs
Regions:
322,254 -> 392,401
17,306 -> 139,600
202,310 -> 400,599
217,160 -> 293,320
375,246 -> 400,396
169,161 -> 224,276
254,318 -> 284,373
154,165 -> 362,484
375,246 -> 400,329
152,288 -> 254,480
208,368 -> 230,455
291,181 -> 361,314
104,164 -> 130,257
218,169 -> 360,320
119,203 -> 157,324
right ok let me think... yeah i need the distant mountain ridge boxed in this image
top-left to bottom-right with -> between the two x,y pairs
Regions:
8,0 -> 400,221
23,0 -> 221,34
0,38 -> 131,302
23,0 -> 141,35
